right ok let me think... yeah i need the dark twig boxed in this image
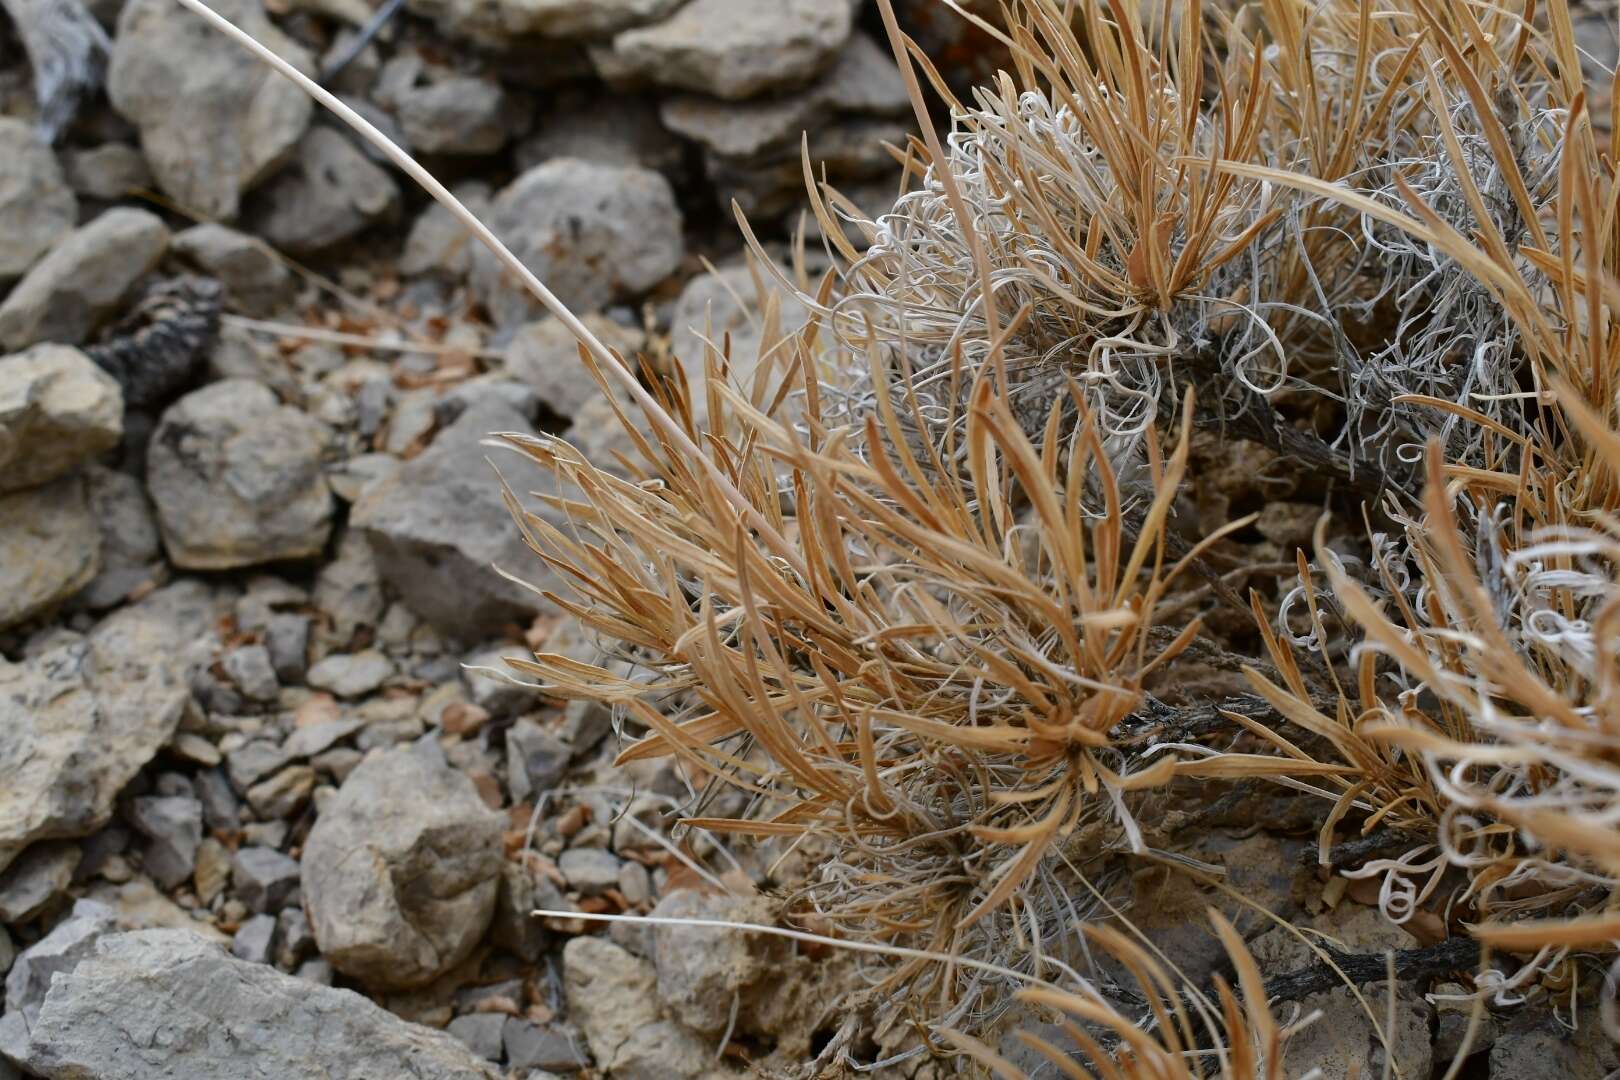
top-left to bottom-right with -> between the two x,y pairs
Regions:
1259,935 -> 1482,1004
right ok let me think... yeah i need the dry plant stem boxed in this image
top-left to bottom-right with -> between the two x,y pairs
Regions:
166,0 -> 804,577
1257,935 -> 1481,1006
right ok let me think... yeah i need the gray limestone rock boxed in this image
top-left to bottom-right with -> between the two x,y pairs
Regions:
109,0 -> 313,220
609,0 -> 851,100
245,127 -> 400,255
469,158 -> 683,326
8,930 -> 501,1079
0,582 -> 209,872
147,379 -> 334,570
0,208 -> 168,350
0,119 -> 76,282
0,475 -> 101,631
300,744 -> 505,989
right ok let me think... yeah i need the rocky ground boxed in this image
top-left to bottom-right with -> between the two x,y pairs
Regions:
1,0 -> 1618,1077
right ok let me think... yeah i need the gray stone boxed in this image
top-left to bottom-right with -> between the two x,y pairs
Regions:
449,1012 -> 506,1061
659,35 -> 906,162
226,740 -> 293,794
556,847 -> 620,897
0,584 -> 198,873
610,0 -> 851,100
652,888 -> 774,1033
506,718 -> 569,804
563,936 -> 709,1079
221,644 -> 279,702
0,119 -> 75,282
245,765 -> 315,819
301,744 -> 505,989
147,379 -> 334,570
109,0 -> 313,220
313,529 -> 386,640
352,397 -> 551,641
504,314 -> 644,418
1,899 -> 116,1042
171,224 -> 296,317
195,768 -> 242,832
0,475 -> 101,631
504,1018 -> 591,1072
490,862 -> 547,962
469,158 -> 683,326
77,466 -> 163,610
9,930 -> 501,1078
1277,985 -> 1432,1080
0,843 -> 80,924
401,183 -> 491,278
127,796 -> 203,891
274,906 -> 315,968
60,143 -> 151,202
283,718 -> 364,760
232,847 -> 301,914
1490,1006 -> 1620,1077
247,127 -> 400,255
306,650 -> 394,698
396,75 -> 518,155
521,0 -> 681,37
266,613 -> 312,684
231,913 -> 277,964
0,208 -> 168,350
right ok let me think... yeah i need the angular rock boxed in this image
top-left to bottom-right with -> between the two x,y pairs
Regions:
147,379 -> 334,569
246,127 -> 400,255
1,899 -> 117,1044
231,912 -> 277,964
0,475 -> 101,630
266,613 -> 311,683
245,765 -> 315,820
313,528 -> 386,640
77,466 -> 163,610
61,143 -> 152,202
0,843 -> 80,924
563,935 -> 708,1078
504,1018 -> 591,1072
521,0 -> 680,37
275,906 -> 315,968
221,643 -> 279,702
504,314 -> 644,418
401,183 -> 491,278
9,930 -> 501,1078
1490,1006 -> 1620,1076
233,846 -> 302,914
449,1013 -> 506,1061
0,208 -> 168,350
126,795 -> 203,891
610,0 -> 851,100
226,740 -> 293,794
396,75 -> 517,155
556,847 -> 619,897
109,0 -> 313,220
306,650 -> 394,698
469,158 -> 682,326
0,119 -> 76,282
0,583 -> 204,872
301,744 -> 505,989
171,224 -> 295,317
652,889 -> 776,1033
352,397 -> 550,640
505,718 -> 569,804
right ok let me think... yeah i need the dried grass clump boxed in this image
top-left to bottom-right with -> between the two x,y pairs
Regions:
496,0 -> 1620,1051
